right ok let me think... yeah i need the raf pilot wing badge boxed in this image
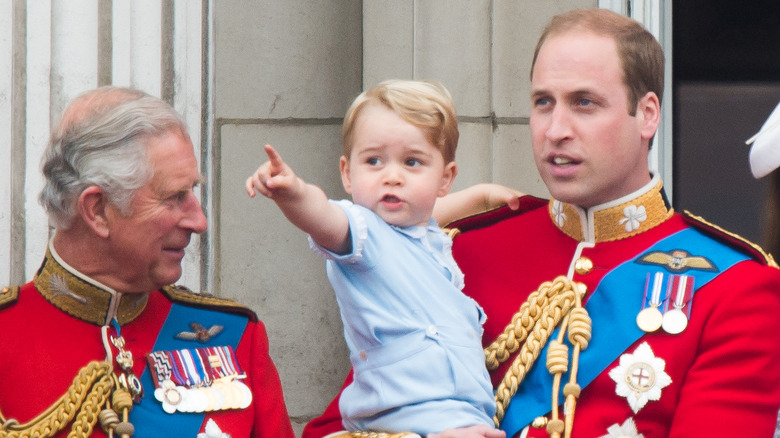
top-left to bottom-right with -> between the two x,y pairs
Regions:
176,322 -> 224,343
635,249 -> 718,274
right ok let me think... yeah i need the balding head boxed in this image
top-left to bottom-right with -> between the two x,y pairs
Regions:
40,86 -> 188,229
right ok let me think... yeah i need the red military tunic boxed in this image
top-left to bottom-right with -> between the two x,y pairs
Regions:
302,177 -> 780,438
0,247 -> 294,438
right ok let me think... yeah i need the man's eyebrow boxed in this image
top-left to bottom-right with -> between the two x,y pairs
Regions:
570,89 -> 597,97
164,176 -> 204,196
531,87 -> 550,97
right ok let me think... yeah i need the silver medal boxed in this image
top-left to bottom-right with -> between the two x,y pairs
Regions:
662,308 -> 688,334
662,275 -> 691,335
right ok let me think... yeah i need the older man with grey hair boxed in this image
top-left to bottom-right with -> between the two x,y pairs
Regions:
0,86 -> 294,438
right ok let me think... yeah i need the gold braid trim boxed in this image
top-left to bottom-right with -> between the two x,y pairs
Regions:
484,276 -> 589,433
0,287 -> 19,309
484,285 -> 556,371
0,361 -> 114,438
683,210 -> 779,269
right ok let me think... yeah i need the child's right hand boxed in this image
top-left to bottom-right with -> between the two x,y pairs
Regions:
245,144 -> 302,200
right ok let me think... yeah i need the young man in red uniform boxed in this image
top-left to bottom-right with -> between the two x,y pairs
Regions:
0,87 -> 294,437
303,8 -> 780,438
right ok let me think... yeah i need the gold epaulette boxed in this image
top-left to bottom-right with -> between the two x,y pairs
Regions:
683,211 -> 778,269
161,284 -> 258,322
0,286 -> 19,310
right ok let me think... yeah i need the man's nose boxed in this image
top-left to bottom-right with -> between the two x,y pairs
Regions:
546,106 -> 573,142
181,192 -> 208,234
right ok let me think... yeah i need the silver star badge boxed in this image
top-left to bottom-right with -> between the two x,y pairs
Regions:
608,342 -> 672,413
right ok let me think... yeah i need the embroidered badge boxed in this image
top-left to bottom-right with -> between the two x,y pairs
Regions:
49,274 -> 88,304
176,322 -> 225,343
197,419 -> 231,438
618,205 -> 647,232
608,342 -> 671,413
599,417 -> 644,438
635,249 -> 718,274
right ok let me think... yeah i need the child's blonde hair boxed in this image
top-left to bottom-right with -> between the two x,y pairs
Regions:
342,79 -> 459,163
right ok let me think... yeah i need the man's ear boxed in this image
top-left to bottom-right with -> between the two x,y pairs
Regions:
637,91 -> 661,141
78,186 -> 111,238
437,161 -> 458,197
339,156 -> 352,194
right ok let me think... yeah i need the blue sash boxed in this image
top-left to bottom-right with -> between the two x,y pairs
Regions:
501,228 -> 750,437
130,303 -> 249,437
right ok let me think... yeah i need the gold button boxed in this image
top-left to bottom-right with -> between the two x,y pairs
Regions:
531,416 -> 548,428
574,257 -> 593,275
359,350 -> 367,361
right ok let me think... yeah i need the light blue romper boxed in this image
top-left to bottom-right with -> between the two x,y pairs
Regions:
310,200 -> 495,435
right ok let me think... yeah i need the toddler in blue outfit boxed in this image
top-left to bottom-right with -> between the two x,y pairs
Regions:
246,80 -> 506,438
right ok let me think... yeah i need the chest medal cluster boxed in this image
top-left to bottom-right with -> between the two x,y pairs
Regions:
147,345 -> 252,413
635,272 -> 695,334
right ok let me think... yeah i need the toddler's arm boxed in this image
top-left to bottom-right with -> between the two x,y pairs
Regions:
245,144 -> 350,254
433,183 -> 524,225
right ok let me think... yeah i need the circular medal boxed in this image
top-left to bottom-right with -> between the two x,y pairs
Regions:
190,387 -> 209,412
225,382 -> 242,409
164,386 -> 183,405
212,384 -> 226,410
636,307 -> 663,332
201,386 -> 217,412
236,380 -> 253,409
174,388 -> 191,413
662,308 -> 688,334
214,381 -> 238,409
127,373 -> 144,399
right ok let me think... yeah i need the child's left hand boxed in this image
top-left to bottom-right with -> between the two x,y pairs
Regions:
427,424 -> 506,438
433,183 -> 525,226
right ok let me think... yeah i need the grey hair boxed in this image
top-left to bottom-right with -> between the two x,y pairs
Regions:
39,86 -> 188,229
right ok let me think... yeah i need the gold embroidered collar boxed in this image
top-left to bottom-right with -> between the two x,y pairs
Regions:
549,175 -> 673,243
33,244 -> 149,326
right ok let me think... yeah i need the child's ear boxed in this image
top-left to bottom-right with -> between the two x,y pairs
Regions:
339,156 -> 352,194
437,161 -> 458,197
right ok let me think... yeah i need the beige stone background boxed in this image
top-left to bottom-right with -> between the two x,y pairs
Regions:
212,1 -> 596,433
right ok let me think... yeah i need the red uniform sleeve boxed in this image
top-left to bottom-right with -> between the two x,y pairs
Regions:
244,320 -> 296,438
301,370 -> 353,438
668,261 -> 780,436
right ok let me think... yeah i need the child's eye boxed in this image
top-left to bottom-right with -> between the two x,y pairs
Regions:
366,157 -> 382,166
405,158 -> 422,167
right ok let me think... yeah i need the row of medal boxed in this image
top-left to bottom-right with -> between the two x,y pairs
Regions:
147,345 -> 253,414
636,272 -> 695,335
